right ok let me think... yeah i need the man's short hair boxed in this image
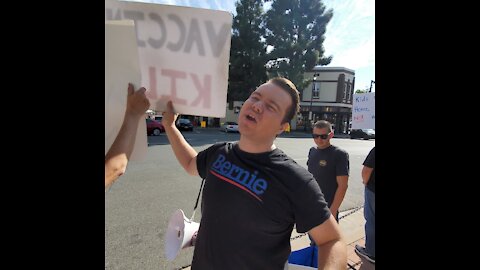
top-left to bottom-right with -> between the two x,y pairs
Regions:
268,77 -> 300,124
313,120 -> 332,133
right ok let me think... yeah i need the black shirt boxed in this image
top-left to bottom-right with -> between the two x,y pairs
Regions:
193,142 -> 330,269
307,145 -> 349,208
363,147 -> 375,193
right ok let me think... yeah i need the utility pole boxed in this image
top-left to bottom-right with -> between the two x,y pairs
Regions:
369,80 -> 375,92
304,73 -> 320,132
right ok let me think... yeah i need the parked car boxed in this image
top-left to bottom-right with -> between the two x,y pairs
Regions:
350,129 -> 375,140
220,122 -> 239,133
146,118 -> 165,136
176,118 -> 194,131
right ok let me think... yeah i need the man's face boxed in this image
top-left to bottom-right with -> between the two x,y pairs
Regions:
238,82 -> 292,140
312,127 -> 332,149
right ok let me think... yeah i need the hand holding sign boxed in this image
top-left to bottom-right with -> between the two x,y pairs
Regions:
105,83 -> 150,189
161,101 -> 179,129
126,84 -> 150,116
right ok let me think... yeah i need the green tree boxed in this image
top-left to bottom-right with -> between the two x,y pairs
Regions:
355,89 -> 368,93
228,0 -> 268,102
264,0 -> 333,91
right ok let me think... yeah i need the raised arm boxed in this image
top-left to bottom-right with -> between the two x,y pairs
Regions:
105,83 -> 150,188
162,101 -> 198,176
309,215 -> 347,269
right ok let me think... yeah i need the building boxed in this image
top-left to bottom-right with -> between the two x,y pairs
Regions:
296,66 -> 355,134
220,100 -> 243,126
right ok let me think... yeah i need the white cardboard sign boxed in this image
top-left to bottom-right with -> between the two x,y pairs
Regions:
352,92 -> 375,129
105,0 -> 233,117
105,20 -> 147,160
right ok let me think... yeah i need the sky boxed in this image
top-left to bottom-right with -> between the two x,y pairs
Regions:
127,0 -> 375,91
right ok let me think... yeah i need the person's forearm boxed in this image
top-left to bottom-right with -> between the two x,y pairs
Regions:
361,166 -> 372,185
329,186 -> 347,216
164,124 -> 198,175
105,114 -> 141,187
317,238 -> 347,270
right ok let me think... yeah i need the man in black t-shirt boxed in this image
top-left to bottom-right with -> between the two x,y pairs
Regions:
307,120 -> 349,222
162,77 -> 347,269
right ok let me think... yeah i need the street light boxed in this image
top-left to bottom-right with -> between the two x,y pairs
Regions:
369,80 -> 375,92
305,73 -> 319,131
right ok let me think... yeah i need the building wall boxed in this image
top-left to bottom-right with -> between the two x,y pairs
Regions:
220,101 -> 243,125
304,67 -> 355,103
220,67 -> 356,133
299,66 -> 355,133
303,81 -> 337,102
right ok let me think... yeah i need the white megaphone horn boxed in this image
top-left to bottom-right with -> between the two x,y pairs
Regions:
164,209 -> 200,261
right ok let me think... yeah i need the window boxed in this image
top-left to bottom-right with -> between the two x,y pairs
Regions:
346,81 -> 351,103
313,82 -> 320,98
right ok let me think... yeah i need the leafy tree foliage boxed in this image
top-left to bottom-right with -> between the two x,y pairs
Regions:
228,0 -> 268,102
264,0 -> 333,91
355,89 -> 368,93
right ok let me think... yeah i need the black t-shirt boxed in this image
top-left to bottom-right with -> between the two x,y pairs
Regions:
193,142 -> 330,269
307,145 -> 349,208
363,147 -> 375,193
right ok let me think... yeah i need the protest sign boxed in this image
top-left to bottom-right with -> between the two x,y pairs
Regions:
105,20 -> 147,160
352,92 -> 375,129
105,0 -> 232,117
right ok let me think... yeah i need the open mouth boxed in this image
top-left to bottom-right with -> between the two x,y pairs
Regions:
246,114 -> 256,123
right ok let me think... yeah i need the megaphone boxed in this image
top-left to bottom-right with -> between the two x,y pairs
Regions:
164,209 -> 200,261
